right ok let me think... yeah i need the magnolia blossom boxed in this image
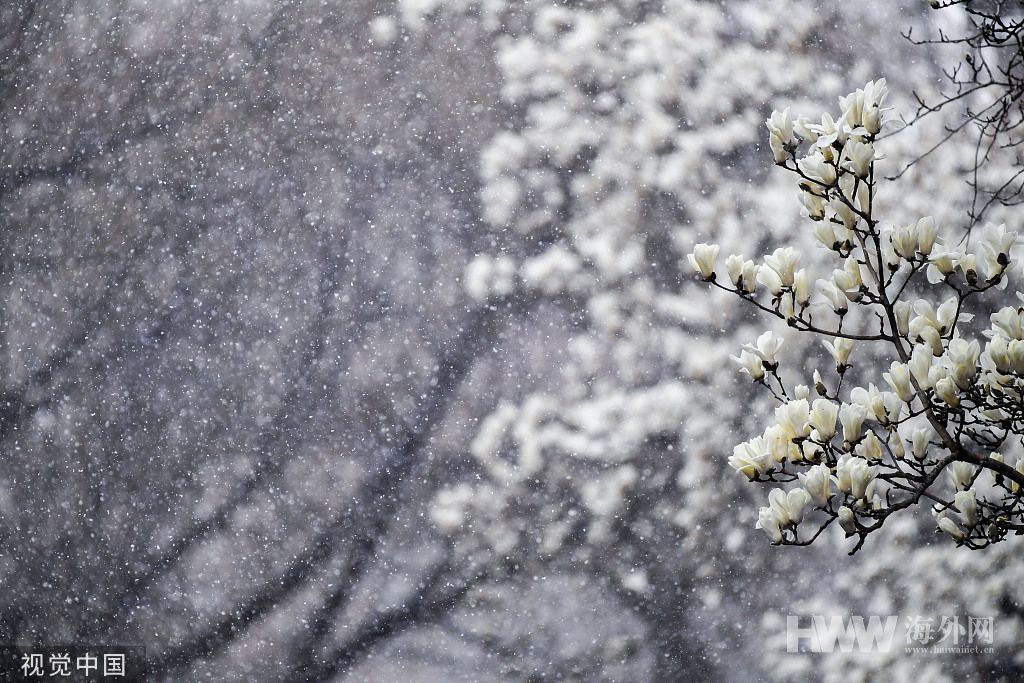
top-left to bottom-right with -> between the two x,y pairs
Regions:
809,398 -> 839,440
883,361 -> 915,402
729,437 -> 774,480
688,243 -> 720,279
743,330 -> 784,367
756,505 -> 783,543
855,430 -> 883,461
937,514 -> 966,541
798,463 -> 833,507
767,487 -> 812,527
823,337 -> 854,369
837,505 -> 857,535
834,455 -> 879,500
948,461 -> 976,491
839,403 -> 867,446
841,138 -> 875,178
797,155 -> 837,186
763,247 -> 801,287
731,349 -> 765,381
955,490 -> 979,527
916,216 -> 937,255
707,79 -> 1024,551
775,399 -> 811,440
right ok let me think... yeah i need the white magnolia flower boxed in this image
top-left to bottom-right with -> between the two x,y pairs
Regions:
855,429 -> 884,461
948,461 -> 976,491
798,154 -> 837,186
756,506 -> 784,543
823,337 -> 854,369
860,78 -> 889,134
744,330 -> 784,366
945,338 -> 981,389
831,257 -> 864,298
937,514 -> 966,541
981,222 -> 1017,261
810,398 -> 839,440
916,216 -> 938,255
775,399 -> 811,440
688,243 -> 720,280
883,360 -> 915,402
909,343 -> 934,389
954,490 -> 979,527
766,107 -> 795,145
725,254 -> 744,287
890,223 -> 918,259
818,279 -> 849,314
830,197 -> 858,231
778,291 -> 796,321
934,376 -> 960,407
834,455 -> 879,500
839,402 -> 867,445
731,349 -> 765,381
768,487 -> 812,526
799,188 -> 827,220
729,437 -> 774,479
841,138 -> 875,178
798,463 -> 833,507
794,269 -> 810,306
927,249 -> 961,283
763,247 -> 801,287
757,265 -> 784,295
893,300 -> 911,337
910,427 -> 932,461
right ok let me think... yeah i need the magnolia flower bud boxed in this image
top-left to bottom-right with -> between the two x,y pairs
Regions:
916,216 -> 938,255
883,361 -> 915,402
948,461 -> 975,491
911,427 -> 932,461
823,337 -> 854,371
794,269 -> 810,307
893,300 -> 911,337
954,490 -> 978,527
688,243 -> 720,280
909,343 -> 934,389
837,506 -> 857,535
838,404 -> 867,449
935,377 -> 960,407
725,254 -> 744,286
937,515 -> 966,541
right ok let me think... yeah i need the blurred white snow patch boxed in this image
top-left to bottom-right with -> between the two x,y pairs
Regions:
581,465 -> 637,517
430,483 -> 474,532
619,568 -> 650,594
368,15 -> 398,44
464,253 -> 516,302
520,245 -> 585,296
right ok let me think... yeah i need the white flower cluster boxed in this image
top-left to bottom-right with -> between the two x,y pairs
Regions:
689,80 -> 1024,552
